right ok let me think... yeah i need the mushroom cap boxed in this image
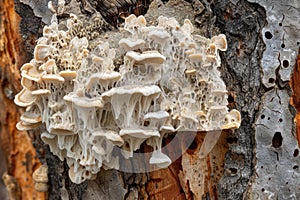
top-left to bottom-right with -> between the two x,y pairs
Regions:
92,130 -> 124,146
119,128 -> 160,138
148,29 -> 170,41
211,34 -> 227,51
195,111 -> 206,116
102,85 -> 161,98
209,43 -> 217,53
50,128 -> 75,135
20,111 -> 42,124
34,182 -> 48,192
125,14 -> 137,24
189,53 -> 203,62
20,63 -> 36,73
34,44 -> 52,61
92,55 -> 104,64
21,77 -> 37,90
63,94 -> 104,108
222,122 -> 240,130
185,68 -> 197,75
43,25 -> 54,38
185,49 -> 195,55
144,111 -> 169,120
21,63 -> 43,82
39,59 -> 56,73
160,125 -> 175,132
41,74 -> 65,83
125,14 -> 146,26
182,19 -> 194,34
97,72 -> 121,82
222,109 -> 241,129
149,150 -> 172,168
14,89 -> 37,107
59,70 -> 77,80
91,72 -> 121,83
31,89 -> 51,95
157,16 -> 179,28
205,55 -> 216,62
119,38 -> 145,50
125,51 -> 166,64
16,121 -> 41,131
85,72 -> 121,91
33,165 -> 48,183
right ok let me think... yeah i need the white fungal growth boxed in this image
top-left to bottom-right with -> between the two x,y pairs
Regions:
15,14 -> 241,184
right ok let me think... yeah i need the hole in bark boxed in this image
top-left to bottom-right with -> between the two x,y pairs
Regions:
228,93 -> 235,103
275,151 -> 279,161
279,118 -> 283,122
282,60 -> 289,68
294,149 -> 299,157
268,78 -> 275,84
261,114 -> 265,119
227,137 -> 238,144
272,132 -> 283,148
297,42 -> 300,45
264,31 -> 273,39
293,165 -> 299,170
262,188 -> 265,192
229,168 -> 237,174
279,23 -> 282,26
281,43 -> 285,48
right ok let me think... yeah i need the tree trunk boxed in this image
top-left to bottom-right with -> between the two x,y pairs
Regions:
0,0 -> 299,200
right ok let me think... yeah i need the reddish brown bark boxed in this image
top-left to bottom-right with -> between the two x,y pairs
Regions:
145,131 -> 230,199
290,49 -> 300,147
0,0 -> 45,199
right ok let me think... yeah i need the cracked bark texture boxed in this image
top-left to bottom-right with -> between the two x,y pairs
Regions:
0,0 -> 299,199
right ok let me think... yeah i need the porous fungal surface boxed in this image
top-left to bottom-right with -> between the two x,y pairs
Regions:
15,14 -> 241,184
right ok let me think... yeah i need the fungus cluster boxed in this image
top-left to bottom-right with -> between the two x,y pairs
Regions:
15,14 -> 241,183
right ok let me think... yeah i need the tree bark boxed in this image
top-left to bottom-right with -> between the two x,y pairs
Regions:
0,0 -> 299,200
0,0 -> 45,199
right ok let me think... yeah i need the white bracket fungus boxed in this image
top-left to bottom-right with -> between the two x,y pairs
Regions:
32,165 -> 49,192
15,14 -> 241,184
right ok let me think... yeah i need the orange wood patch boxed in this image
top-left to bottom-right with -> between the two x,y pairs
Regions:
290,48 -> 300,147
0,0 -> 45,199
